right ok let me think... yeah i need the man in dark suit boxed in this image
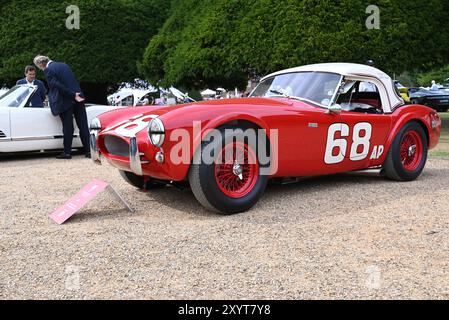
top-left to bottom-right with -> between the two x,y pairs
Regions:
16,65 -> 47,108
34,55 -> 90,159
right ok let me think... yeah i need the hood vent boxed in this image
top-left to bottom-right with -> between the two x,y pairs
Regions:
0,130 -> 6,138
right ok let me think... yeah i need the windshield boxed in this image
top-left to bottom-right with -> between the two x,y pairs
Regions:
0,85 -> 35,108
250,72 -> 342,107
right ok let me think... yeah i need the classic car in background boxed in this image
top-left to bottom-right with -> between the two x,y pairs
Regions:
0,88 -> 9,97
394,81 -> 410,102
409,87 -> 449,112
164,87 -> 196,105
90,63 -> 441,214
108,88 -> 155,107
0,85 -> 119,153
108,87 -> 195,107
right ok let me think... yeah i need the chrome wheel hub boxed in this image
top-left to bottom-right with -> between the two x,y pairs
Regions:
233,163 -> 243,180
408,145 -> 417,157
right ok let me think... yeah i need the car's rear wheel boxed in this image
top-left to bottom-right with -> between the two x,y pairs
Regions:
119,170 -> 162,190
383,121 -> 428,181
189,127 -> 268,214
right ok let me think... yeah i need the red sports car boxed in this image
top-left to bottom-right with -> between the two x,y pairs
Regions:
90,63 -> 441,214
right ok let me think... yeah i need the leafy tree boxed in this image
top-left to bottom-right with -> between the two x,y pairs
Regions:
417,65 -> 449,86
141,0 -> 449,90
0,0 -> 170,103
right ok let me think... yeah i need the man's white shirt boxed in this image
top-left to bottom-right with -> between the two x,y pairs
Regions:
26,79 -> 35,106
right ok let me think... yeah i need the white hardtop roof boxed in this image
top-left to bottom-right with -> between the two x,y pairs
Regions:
263,63 -> 391,80
262,63 -> 404,112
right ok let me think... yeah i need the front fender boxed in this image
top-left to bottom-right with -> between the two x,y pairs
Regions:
160,113 -> 273,181
194,112 -> 271,149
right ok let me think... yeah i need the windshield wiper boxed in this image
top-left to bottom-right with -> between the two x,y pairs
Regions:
269,89 -> 289,98
269,90 -> 311,103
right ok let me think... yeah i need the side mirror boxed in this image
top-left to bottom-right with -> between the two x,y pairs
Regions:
326,104 -> 342,115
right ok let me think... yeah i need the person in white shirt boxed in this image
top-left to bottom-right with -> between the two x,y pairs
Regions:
430,80 -> 439,91
16,65 -> 47,107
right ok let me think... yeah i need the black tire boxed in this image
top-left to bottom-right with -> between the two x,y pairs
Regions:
119,170 -> 162,190
189,127 -> 269,214
383,121 -> 428,181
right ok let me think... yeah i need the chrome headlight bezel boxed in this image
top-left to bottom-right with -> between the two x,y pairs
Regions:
148,117 -> 165,147
90,117 -> 102,131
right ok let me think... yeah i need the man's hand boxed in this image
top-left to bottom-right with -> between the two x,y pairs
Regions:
75,93 -> 85,102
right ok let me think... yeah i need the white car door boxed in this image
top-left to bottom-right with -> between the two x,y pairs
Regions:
0,105 -> 11,142
4,85 -> 67,152
10,103 -> 87,151
1,86 -> 118,153
10,106 -> 62,140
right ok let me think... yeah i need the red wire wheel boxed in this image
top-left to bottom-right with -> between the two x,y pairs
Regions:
214,141 -> 259,199
400,130 -> 423,171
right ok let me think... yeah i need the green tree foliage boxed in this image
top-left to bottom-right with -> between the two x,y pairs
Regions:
417,65 -> 449,86
141,0 -> 449,90
0,0 -> 170,102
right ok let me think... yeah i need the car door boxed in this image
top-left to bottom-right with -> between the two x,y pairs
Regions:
0,105 -> 11,142
338,81 -> 392,169
0,86 -> 42,141
7,85 -> 63,150
10,106 -> 63,141
339,111 -> 391,166
10,105 -> 87,151
276,100 -> 344,177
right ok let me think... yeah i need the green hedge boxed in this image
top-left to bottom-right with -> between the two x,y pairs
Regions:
0,0 -> 170,101
140,0 -> 449,90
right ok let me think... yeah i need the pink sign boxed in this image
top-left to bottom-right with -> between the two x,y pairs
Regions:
50,179 -> 109,225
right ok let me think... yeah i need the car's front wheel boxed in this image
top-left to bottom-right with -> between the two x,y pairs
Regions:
189,128 -> 268,214
383,121 -> 428,181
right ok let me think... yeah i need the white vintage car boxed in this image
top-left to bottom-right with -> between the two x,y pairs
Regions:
0,85 -> 119,153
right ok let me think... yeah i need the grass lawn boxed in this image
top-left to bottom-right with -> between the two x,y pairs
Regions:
429,112 -> 449,158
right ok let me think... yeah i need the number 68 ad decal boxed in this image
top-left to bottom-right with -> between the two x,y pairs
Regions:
325,122 -> 384,165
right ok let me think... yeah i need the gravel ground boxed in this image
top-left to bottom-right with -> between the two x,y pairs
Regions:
1,153 -> 449,300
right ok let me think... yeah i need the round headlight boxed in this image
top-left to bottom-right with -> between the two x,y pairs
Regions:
148,117 -> 165,147
90,117 -> 102,131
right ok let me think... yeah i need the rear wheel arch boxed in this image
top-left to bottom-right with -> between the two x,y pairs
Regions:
386,118 -> 430,154
413,119 -> 430,147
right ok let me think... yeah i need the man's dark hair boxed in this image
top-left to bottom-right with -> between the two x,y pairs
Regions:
25,65 -> 36,74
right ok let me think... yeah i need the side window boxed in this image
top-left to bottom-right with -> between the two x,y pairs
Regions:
338,81 -> 382,114
358,81 -> 378,93
124,95 -> 134,106
119,95 -> 134,107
